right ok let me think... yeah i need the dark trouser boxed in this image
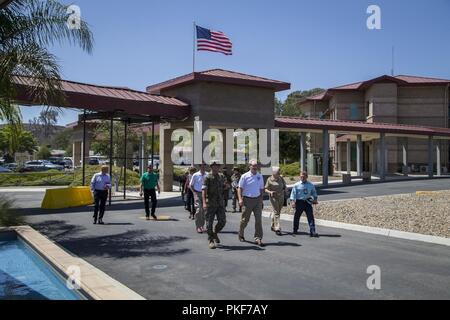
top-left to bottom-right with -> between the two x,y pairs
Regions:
144,188 -> 157,217
293,200 -> 316,233
205,206 -> 226,241
185,189 -> 195,215
232,189 -> 242,211
93,190 -> 108,220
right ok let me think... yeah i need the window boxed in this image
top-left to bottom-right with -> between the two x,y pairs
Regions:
350,104 -> 359,120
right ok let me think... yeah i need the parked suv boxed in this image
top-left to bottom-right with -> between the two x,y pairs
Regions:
24,160 -> 64,172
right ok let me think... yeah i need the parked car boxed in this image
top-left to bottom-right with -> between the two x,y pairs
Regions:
0,166 -> 12,173
63,157 -> 73,168
24,160 -> 64,172
88,158 -> 100,165
3,163 -> 18,171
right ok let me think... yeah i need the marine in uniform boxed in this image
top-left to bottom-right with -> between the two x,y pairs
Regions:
202,161 -> 227,249
265,166 -> 287,235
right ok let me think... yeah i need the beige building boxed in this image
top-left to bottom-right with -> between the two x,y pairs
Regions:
297,75 -> 450,175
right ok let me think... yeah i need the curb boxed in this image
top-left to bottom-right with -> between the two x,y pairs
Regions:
262,211 -> 450,247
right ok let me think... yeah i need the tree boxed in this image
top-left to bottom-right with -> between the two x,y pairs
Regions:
0,0 -> 93,127
36,144 -> 51,160
0,124 -> 38,156
275,88 -> 325,162
278,88 -> 325,117
52,128 -> 71,150
28,109 -> 60,140
91,121 -> 139,167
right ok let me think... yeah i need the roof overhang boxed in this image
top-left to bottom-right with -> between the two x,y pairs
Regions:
147,70 -> 291,94
275,117 -> 450,138
11,76 -> 191,120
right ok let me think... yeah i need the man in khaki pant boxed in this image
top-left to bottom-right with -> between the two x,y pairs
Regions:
237,160 -> 265,247
189,163 -> 208,233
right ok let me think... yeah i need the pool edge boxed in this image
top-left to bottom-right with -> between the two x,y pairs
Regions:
0,226 -> 146,300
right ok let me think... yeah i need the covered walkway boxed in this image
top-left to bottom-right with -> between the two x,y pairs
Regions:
276,117 -> 450,185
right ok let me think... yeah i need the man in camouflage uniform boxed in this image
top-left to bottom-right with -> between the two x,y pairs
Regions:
202,161 -> 227,249
231,167 -> 242,213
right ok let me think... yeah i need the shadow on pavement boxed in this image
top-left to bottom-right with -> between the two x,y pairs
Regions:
31,220 -> 190,258
18,197 -> 183,216
217,244 -> 264,251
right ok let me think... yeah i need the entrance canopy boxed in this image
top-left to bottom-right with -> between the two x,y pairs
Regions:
275,116 -> 450,139
12,76 -> 191,120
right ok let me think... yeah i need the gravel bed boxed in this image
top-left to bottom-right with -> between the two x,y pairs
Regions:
267,190 -> 450,238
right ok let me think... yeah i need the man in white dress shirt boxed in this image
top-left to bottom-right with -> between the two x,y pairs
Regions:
237,159 -> 265,246
90,165 -> 112,225
189,162 -> 209,233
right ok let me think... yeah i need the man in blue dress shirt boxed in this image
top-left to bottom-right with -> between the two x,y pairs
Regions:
290,171 -> 319,237
90,165 -> 112,225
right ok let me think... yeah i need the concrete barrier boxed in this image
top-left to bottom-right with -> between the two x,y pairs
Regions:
41,186 -> 94,210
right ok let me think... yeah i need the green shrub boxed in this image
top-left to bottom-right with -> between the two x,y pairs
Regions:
0,196 -> 25,227
280,162 -> 300,177
70,165 -> 141,187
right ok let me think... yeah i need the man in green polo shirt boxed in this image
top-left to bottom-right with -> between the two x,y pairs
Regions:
140,165 -> 161,220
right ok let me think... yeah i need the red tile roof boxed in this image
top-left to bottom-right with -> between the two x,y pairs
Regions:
299,74 -> 450,105
146,69 -> 290,94
275,116 -> 450,138
12,76 -> 190,119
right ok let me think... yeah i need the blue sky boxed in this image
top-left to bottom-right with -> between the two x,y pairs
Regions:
19,0 -> 450,125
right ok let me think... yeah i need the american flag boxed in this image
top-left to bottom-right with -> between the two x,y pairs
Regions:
196,25 -> 232,55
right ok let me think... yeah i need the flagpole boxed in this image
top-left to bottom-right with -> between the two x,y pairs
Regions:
193,21 -> 196,73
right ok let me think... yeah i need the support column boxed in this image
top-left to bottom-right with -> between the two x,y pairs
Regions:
160,125 -> 174,192
402,138 -> 408,175
379,133 -> 386,181
357,134 -> 362,176
322,129 -> 329,186
428,136 -> 434,178
151,121 -> 155,169
336,142 -> 341,172
109,116 -> 113,205
346,138 -> 351,175
82,110 -> 87,186
123,120 -> 128,200
300,132 -> 306,173
437,141 -> 441,176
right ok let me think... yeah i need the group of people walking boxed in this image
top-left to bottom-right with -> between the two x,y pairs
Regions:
181,159 -> 320,249
90,160 -> 319,249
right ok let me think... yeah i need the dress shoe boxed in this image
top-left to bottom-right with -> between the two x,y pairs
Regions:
93,220 -> 97,224
98,220 -> 104,225
310,232 -> 319,238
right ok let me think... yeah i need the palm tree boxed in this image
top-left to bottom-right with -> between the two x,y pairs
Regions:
0,0 -> 93,125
